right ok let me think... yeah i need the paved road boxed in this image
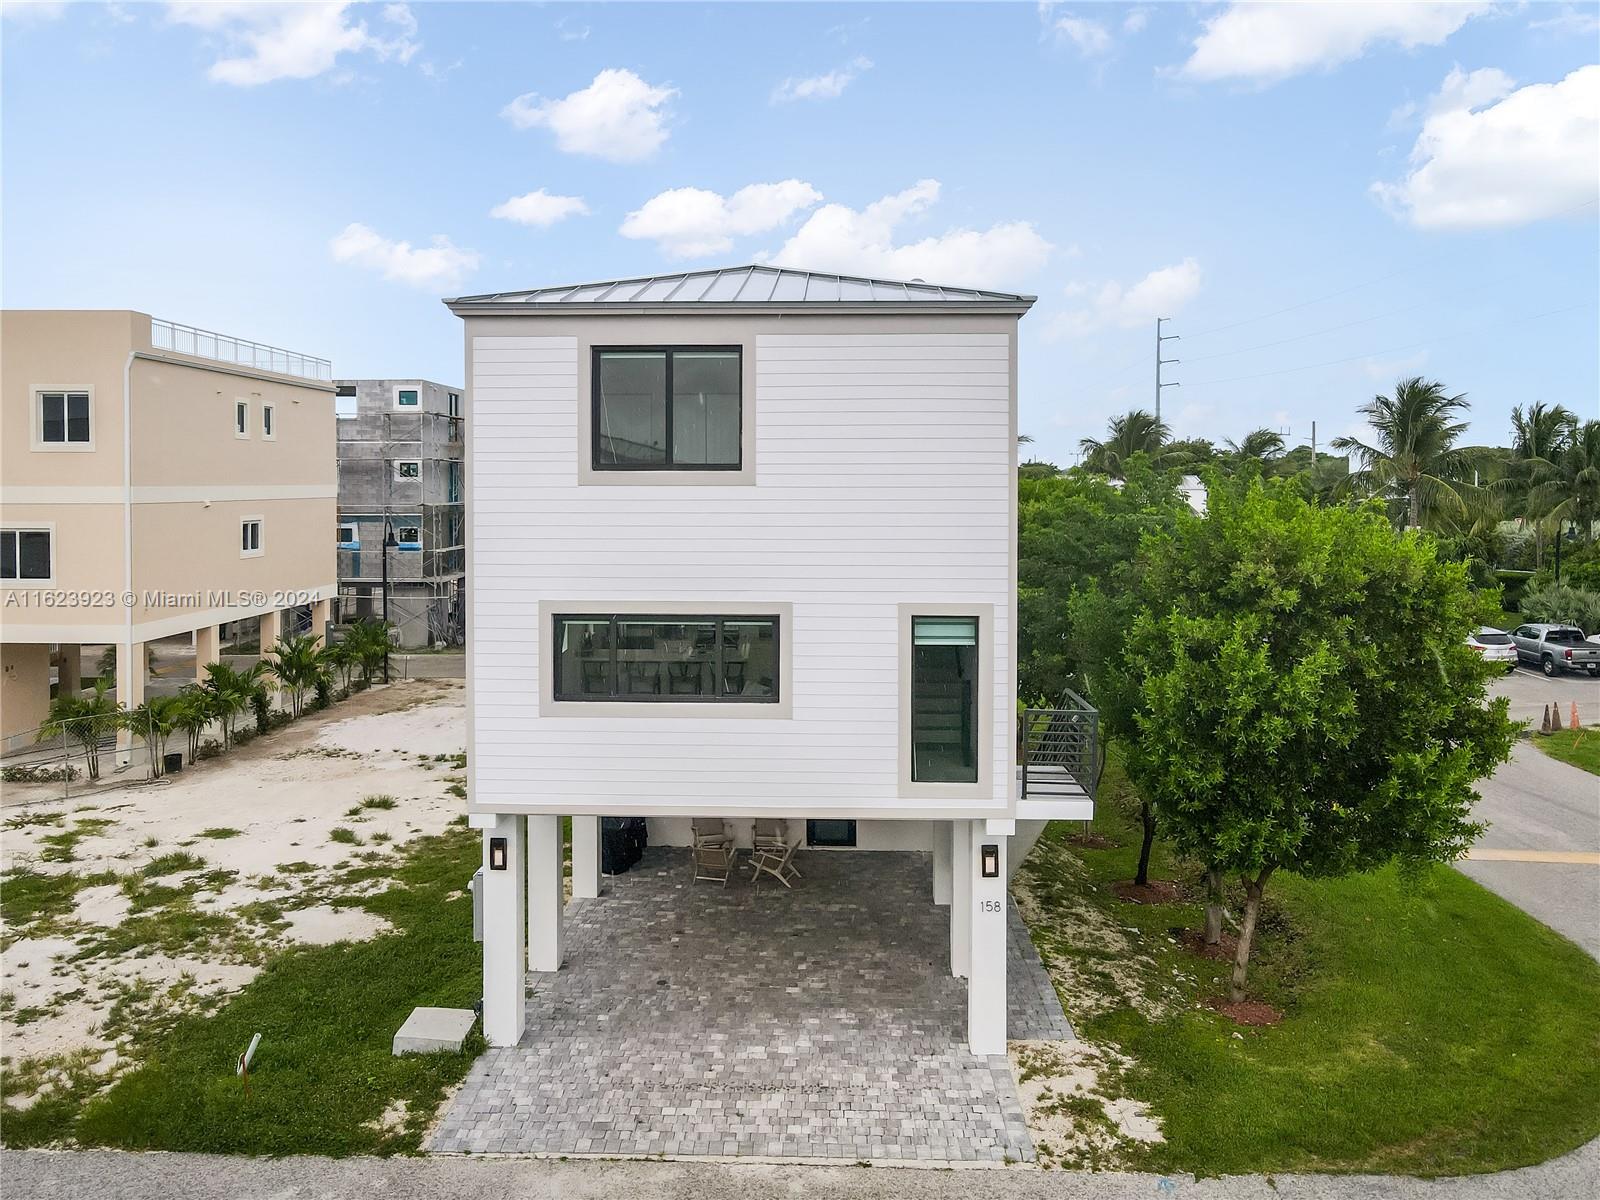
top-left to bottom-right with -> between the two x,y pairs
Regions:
1488,662 -> 1599,727
3,1143 -> 1596,1200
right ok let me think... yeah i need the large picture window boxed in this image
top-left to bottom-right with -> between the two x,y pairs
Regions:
593,347 -> 741,470
553,613 -> 777,702
911,616 -> 979,782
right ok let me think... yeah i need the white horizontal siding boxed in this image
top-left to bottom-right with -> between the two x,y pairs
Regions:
469,328 -> 1013,816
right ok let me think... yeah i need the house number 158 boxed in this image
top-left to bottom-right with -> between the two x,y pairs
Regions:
980,900 -> 1003,912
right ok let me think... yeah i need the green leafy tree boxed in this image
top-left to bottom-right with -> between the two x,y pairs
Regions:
1528,419 -> 1600,578
1224,428 -> 1286,466
264,633 -> 330,718
1332,376 -> 1481,530
1078,410 -> 1178,480
201,661 -> 269,748
37,677 -> 122,781
1123,475 -> 1517,1001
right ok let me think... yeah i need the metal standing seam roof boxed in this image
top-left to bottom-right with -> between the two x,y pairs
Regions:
444,265 -> 1036,314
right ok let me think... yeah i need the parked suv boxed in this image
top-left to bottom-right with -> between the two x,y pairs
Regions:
1509,624 -> 1600,677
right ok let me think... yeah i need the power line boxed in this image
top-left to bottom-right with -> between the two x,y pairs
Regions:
1180,300 -> 1595,388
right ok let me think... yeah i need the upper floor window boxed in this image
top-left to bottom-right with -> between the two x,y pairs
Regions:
911,616 -> 979,783
1,529 -> 52,581
395,460 -> 421,480
241,518 -> 263,557
38,391 -> 91,447
448,391 -> 461,417
262,403 -> 276,439
395,387 -> 420,408
593,347 -> 740,470
553,613 -> 778,702
335,384 -> 358,419
395,522 -> 422,548
235,400 -> 249,438
337,523 -> 358,548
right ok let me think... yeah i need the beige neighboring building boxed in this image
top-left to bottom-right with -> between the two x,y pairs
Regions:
1,310 -> 337,751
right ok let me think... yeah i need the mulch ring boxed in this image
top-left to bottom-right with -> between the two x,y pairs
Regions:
1063,832 -> 1120,850
1112,879 -> 1183,905
1175,927 -> 1239,961
1204,996 -> 1284,1026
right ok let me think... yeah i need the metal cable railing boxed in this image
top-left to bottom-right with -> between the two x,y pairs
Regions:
1019,690 -> 1098,801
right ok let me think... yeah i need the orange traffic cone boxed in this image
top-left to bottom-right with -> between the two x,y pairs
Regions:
1572,702 -> 1581,731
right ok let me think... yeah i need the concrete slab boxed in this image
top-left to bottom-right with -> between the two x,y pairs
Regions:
393,1006 -> 476,1056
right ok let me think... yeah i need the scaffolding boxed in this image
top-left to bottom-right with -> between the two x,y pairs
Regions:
336,391 -> 465,647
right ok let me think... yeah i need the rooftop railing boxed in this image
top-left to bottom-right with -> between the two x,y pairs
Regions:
151,318 -> 332,382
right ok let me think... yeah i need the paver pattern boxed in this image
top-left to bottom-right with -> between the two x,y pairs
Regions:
432,847 -> 1070,1162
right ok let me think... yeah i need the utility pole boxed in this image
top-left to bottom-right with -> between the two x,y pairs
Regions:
1155,318 -> 1180,425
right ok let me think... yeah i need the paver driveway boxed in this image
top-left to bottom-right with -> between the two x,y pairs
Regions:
431,847 -> 1069,1162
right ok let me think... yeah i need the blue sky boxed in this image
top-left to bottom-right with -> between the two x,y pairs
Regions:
4,2 -> 1597,466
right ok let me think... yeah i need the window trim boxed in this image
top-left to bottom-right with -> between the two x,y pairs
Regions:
539,600 -> 793,719
898,603 -> 994,800
31,386 -> 96,452
337,523 -> 359,548
240,516 -> 264,558
1,524 -> 55,585
235,399 -> 250,439
394,459 -> 422,482
393,385 -> 421,410
394,522 -> 422,550
335,384 -> 359,420
551,612 -> 781,705
261,402 -> 276,440
447,391 -> 461,417
590,345 -> 744,474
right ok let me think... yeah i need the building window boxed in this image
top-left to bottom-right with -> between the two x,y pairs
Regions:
806,820 -> 857,848
395,523 -> 421,548
593,347 -> 740,470
335,384 -> 358,420
395,459 -> 421,480
235,400 -> 249,438
337,523 -> 358,548
240,518 -> 263,557
447,461 -> 462,503
262,403 -> 276,439
1,529 -> 52,581
910,616 -> 978,783
395,387 -> 420,408
447,391 -> 461,417
553,614 -> 778,702
38,391 -> 91,446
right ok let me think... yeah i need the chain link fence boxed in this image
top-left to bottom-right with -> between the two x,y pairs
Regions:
2,712 -> 165,803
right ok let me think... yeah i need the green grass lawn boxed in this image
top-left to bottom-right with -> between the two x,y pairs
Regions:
4,825 -> 484,1154
1533,727 -> 1600,776
1017,756 -> 1600,1177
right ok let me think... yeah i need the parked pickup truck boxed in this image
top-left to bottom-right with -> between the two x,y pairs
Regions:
1509,623 -> 1600,677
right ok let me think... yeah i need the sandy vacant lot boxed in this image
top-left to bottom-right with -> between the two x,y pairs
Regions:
1,680 -> 467,1094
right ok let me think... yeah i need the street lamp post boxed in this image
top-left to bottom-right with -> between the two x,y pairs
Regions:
381,517 -> 397,683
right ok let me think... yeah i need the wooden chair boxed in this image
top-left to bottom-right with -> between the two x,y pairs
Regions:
752,819 -> 801,878
751,834 -> 800,892
691,818 -> 737,887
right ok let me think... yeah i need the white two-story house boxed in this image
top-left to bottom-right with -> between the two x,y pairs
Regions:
446,266 -> 1094,1056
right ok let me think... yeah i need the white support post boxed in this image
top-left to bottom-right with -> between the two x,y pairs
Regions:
950,818 -> 971,978
258,608 -> 283,710
570,815 -> 601,900
193,625 -> 219,684
966,822 -> 1009,1056
114,640 -> 145,767
932,819 -> 953,906
481,813 -> 526,1047
526,815 -> 564,972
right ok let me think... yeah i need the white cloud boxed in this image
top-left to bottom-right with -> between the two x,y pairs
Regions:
621,181 -> 823,258
1122,9 -> 1150,36
1373,65 -> 1600,230
329,222 -> 479,290
766,180 -> 1052,290
502,68 -> 676,163
772,56 -> 872,103
1530,6 -> 1600,37
1,1 -> 67,23
1052,15 -> 1111,56
554,17 -> 589,42
1048,258 -> 1203,339
489,189 -> 590,229
1176,2 -> 1489,85
166,2 -> 420,87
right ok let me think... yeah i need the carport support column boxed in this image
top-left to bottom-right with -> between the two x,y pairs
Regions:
932,819 -> 952,906
526,815 -> 564,972
481,814 -> 526,1047
57,644 -> 83,695
114,640 -> 146,767
571,815 -> 601,900
193,625 -> 219,683
966,822 -> 1008,1056
950,819 -> 971,977
258,608 -> 284,710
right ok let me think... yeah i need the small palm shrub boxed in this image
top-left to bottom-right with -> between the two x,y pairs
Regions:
1519,581 -> 1600,634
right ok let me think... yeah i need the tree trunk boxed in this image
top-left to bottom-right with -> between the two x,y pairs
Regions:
1204,867 -> 1224,944
1135,800 -> 1156,887
1229,866 -> 1275,1003
1408,484 -> 1421,530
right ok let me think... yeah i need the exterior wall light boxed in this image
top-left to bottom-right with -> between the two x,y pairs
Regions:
489,836 -> 508,871
981,843 -> 1000,879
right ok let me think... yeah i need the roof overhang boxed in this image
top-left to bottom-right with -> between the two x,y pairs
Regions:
444,299 -> 1034,318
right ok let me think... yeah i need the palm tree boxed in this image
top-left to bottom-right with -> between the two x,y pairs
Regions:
1332,377 -> 1479,530
1503,403 -> 1578,567
201,661 -> 269,748
124,695 -> 183,777
264,633 -> 330,718
1078,410 -> 1174,480
37,677 -> 122,781
170,685 -> 216,764
1225,428 -> 1287,463
345,618 -> 395,684
1528,419 -> 1600,576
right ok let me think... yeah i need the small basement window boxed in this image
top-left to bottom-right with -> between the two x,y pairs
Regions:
593,347 -> 741,470
1,529 -> 52,581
